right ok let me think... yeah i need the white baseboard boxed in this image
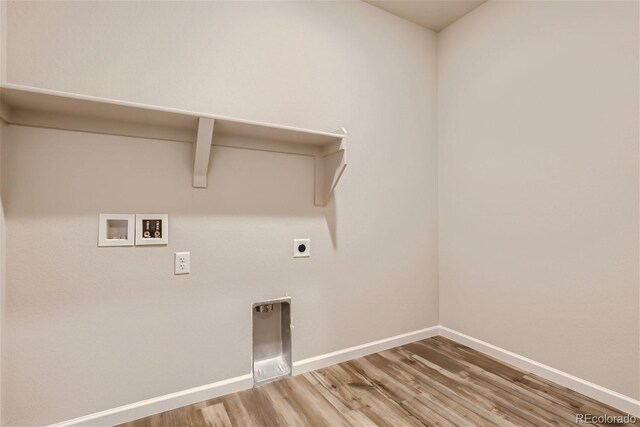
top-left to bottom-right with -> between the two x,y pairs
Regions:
47,374 -> 253,427
292,326 -> 440,375
440,326 -> 640,418
47,326 -> 439,427
47,325 -> 639,426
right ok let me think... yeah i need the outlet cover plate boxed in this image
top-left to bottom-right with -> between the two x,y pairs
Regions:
175,252 -> 190,275
294,239 -> 310,258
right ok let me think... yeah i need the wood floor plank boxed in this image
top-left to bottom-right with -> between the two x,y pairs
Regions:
363,352 -> 497,427
240,385 -> 289,427
312,365 -> 373,411
120,337 -> 638,427
342,408 -> 380,427
339,362 -> 425,427
200,402 -> 232,427
391,345 -> 543,426
281,374 -> 352,427
221,392 -> 259,426
385,353 -> 504,426
265,383 -> 310,427
431,337 -> 632,420
430,338 -> 639,426
401,394 -> 464,427
379,348 -> 514,427
409,349 -> 574,426
306,371 -> 357,414
348,356 -> 422,403
421,339 -> 624,426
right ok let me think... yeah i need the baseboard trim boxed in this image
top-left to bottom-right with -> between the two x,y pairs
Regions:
440,326 -> 640,417
47,326 -> 439,426
292,326 -> 440,375
47,324 -> 639,425
47,374 -> 254,427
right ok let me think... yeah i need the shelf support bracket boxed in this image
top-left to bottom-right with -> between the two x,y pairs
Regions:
314,128 -> 347,206
193,117 -> 215,188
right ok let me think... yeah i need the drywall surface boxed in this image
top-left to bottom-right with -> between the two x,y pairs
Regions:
3,2 -> 438,425
1,0 -> 5,82
0,120 -> 6,426
1,4 -> 6,424
438,1 -> 639,399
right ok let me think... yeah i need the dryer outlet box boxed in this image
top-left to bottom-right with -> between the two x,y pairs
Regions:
293,239 -> 310,258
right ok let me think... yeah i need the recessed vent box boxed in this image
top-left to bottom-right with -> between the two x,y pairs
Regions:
252,298 -> 292,385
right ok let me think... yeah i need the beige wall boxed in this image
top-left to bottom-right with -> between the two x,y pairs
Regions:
1,2 -> 7,424
0,121 -> 5,427
4,0 -> 639,424
438,1 -> 639,399
3,1 -> 438,425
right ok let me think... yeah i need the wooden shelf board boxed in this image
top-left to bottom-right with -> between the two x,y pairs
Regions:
0,84 -> 347,205
0,84 -> 344,146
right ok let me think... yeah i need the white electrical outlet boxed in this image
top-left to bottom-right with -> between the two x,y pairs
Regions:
294,239 -> 310,258
174,252 -> 190,275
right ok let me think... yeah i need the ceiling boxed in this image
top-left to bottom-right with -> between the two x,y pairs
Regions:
364,0 -> 487,32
